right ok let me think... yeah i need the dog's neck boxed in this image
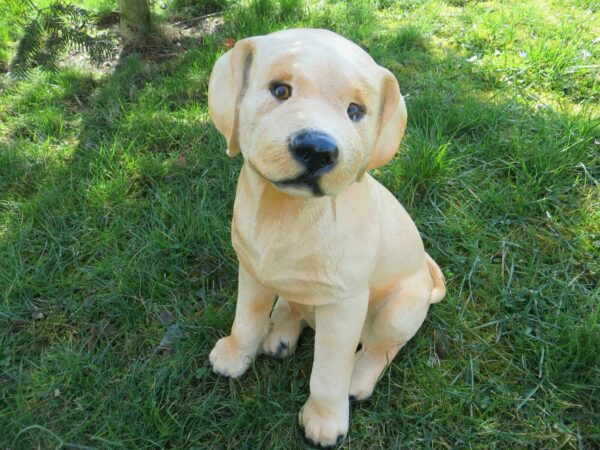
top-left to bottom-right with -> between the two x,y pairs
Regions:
236,163 -> 372,230
239,163 -> 328,213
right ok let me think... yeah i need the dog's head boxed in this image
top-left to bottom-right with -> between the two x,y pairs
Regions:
208,28 -> 406,198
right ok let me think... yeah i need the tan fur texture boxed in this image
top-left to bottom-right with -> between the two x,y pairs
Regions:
208,28 -> 445,447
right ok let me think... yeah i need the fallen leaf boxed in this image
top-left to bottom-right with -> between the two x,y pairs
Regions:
156,323 -> 183,354
157,345 -> 173,355
159,310 -> 175,326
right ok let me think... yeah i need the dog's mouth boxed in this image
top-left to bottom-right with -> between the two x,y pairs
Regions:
273,173 -> 325,197
247,160 -> 326,197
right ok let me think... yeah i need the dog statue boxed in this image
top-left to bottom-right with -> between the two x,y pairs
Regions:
208,28 -> 445,447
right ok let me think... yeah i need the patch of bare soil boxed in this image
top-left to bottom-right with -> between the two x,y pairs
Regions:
62,13 -> 225,74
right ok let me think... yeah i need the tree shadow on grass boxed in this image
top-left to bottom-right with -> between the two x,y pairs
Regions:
1,30 -> 236,302
0,24 -> 246,448
1,4 -> 598,448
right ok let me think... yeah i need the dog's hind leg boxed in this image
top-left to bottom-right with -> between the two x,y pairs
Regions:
261,297 -> 309,358
349,344 -> 404,402
350,267 -> 435,401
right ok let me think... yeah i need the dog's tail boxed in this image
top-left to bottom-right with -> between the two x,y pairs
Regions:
426,253 -> 446,304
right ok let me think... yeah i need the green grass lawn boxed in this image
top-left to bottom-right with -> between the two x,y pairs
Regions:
1,0 -> 598,448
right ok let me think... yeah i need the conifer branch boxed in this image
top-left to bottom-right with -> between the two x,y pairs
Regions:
9,1 -> 117,78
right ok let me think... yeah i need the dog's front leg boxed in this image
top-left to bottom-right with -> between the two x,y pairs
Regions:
300,291 -> 368,447
209,265 -> 276,378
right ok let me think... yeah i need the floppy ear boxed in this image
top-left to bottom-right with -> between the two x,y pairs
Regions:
367,69 -> 407,170
208,38 -> 256,157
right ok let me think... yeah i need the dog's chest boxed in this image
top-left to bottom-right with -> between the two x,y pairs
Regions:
231,197 -> 376,304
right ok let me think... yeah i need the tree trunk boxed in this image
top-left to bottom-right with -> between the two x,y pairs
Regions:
118,0 -> 151,40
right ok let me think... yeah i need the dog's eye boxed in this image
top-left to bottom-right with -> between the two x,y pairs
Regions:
270,83 -> 292,100
347,103 -> 365,121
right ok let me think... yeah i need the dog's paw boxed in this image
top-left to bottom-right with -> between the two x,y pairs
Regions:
299,397 -> 349,448
261,320 -> 300,358
349,349 -> 389,401
348,378 -> 375,402
262,338 -> 291,358
209,336 -> 252,378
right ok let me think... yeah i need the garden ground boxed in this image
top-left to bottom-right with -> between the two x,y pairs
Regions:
0,0 -> 598,448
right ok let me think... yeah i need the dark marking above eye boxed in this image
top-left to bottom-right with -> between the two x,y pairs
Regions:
347,103 -> 365,121
270,83 -> 292,100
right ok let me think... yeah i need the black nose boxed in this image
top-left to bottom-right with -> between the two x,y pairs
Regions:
289,131 -> 339,174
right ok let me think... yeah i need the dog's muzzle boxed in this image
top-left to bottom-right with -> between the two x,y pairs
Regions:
271,131 -> 339,197
289,130 -> 339,174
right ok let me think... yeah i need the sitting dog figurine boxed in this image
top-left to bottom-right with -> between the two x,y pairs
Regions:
208,28 -> 446,447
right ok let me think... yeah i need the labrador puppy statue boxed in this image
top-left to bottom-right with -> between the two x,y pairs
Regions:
208,28 -> 445,447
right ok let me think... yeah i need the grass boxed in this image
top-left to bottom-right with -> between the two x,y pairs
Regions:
1,0 -> 598,448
